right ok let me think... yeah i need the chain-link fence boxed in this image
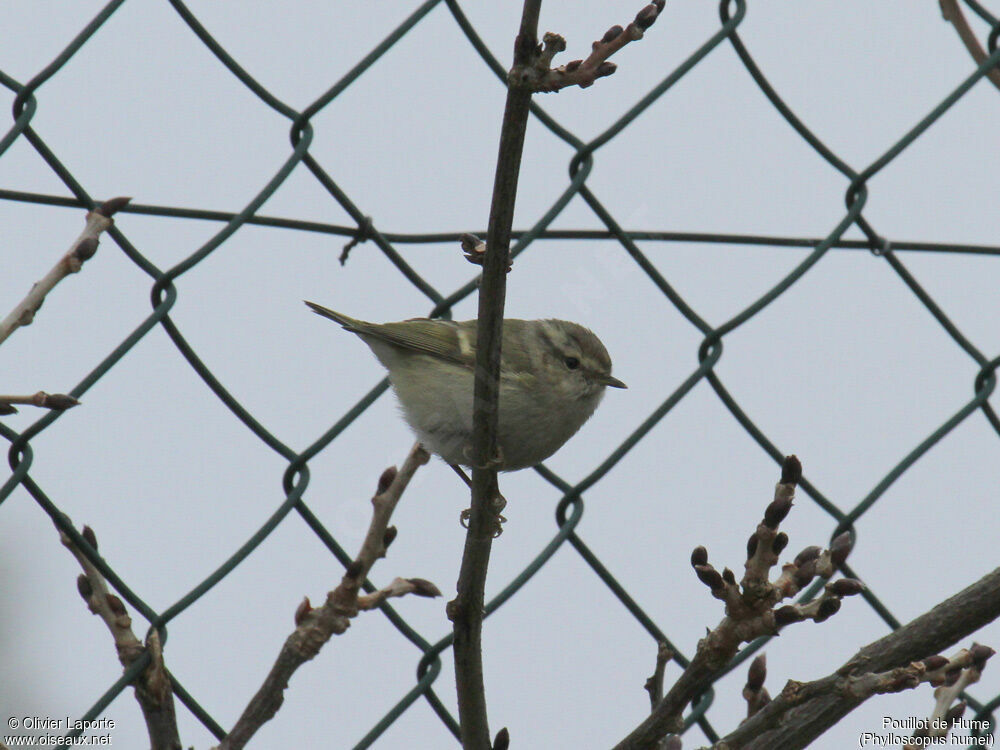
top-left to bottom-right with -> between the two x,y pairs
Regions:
3,1 -> 1000,747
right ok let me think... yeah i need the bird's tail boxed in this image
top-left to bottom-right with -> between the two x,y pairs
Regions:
304,301 -> 365,333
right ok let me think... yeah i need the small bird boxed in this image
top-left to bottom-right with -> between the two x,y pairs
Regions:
306,301 -> 625,471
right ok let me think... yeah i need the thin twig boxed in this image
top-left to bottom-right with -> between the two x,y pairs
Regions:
0,391 -> 79,415
62,524 -> 181,750
0,197 -> 129,346
644,643 -> 677,750
448,3 -> 541,748
939,0 -> 1000,92
644,642 -> 673,710
217,443 -> 433,750
904,645 -> 990,749
510,1 -> 666,92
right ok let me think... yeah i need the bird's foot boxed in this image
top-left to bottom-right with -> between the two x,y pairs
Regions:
461,444 -> 505,471
460,493 -> 507,537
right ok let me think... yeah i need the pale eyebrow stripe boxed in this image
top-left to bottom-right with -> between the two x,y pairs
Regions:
538,320 -> 564,355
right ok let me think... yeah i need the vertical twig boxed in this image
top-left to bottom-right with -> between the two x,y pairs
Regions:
450,2 -> 542,748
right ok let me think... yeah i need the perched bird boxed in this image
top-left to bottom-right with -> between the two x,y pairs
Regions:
306,301 -> 625,470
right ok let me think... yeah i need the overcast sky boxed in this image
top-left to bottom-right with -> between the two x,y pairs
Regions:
3,1 -> 1000,748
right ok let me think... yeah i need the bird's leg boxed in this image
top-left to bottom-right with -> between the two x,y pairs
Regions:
461,443 -> 505,470
451,463 -> 507,536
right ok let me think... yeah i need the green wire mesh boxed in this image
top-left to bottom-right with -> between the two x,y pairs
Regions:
3,0 -> 1000,747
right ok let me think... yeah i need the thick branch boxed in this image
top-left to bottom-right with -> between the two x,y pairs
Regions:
0,197 -> 129,346
718,568 -> 1000,749
218,443 -> 432,750
450,4 -> 540,749
62,525 -> 180,750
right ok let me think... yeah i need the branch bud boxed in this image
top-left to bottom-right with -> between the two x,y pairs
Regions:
96,196 -> 132,217
922,655 -> 949,672
383,525 -> 398,549
407,578 -> 442,598
774,605 -> 802,626
829,531 -> 853,568
946,701 -> 967,724
690,546 -> 708,567
814,597 -> 841,622
601,25 -> 624,44
746,653 -> 767,691
74,238 -> 99,262
81,525 -> 98,550
827,578 -> 865,597
493,728 -> 510,750
694,564 -> 723,591
971,643 -> 995,670
763,495 -> 792,529
635,4 -> 661,30
780,455 -> 801,485
595,61 -> 617,78
793,559 -> 817,588
793,546 -> 821,567
76,574 -> 92,601
294,597 -> 312,625
377,466 -> 397,495
771,532 -> 789,555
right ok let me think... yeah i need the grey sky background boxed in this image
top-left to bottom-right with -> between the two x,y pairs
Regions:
2,1 -> 999,748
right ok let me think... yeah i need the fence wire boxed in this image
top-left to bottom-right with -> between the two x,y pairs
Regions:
2,0 -> 1000,747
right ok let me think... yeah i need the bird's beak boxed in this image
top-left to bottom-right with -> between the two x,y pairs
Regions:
599,374 -> 627,389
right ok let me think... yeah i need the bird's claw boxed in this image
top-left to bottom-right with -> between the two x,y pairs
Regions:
459,494 -> 507,537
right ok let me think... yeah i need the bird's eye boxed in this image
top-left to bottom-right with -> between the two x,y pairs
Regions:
564,356 -> 580,370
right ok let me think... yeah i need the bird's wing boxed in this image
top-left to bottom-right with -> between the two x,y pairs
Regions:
306,301 -> 473,365
362,318 -> 473,365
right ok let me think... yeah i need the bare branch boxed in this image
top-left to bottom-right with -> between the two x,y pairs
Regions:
450,3 -> 541,748
939,0 -> 1000,92
644,643 -> 678,750
0,391 -> 79,415
217,443 -> 432,750
717,574 -> 1000,749
644,642 -> 673,710
904,645 -> 993,749
614,456 -> 864,749
510,1 -> 666,93
0,197 -> 130,346
62,524 -> 181,750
